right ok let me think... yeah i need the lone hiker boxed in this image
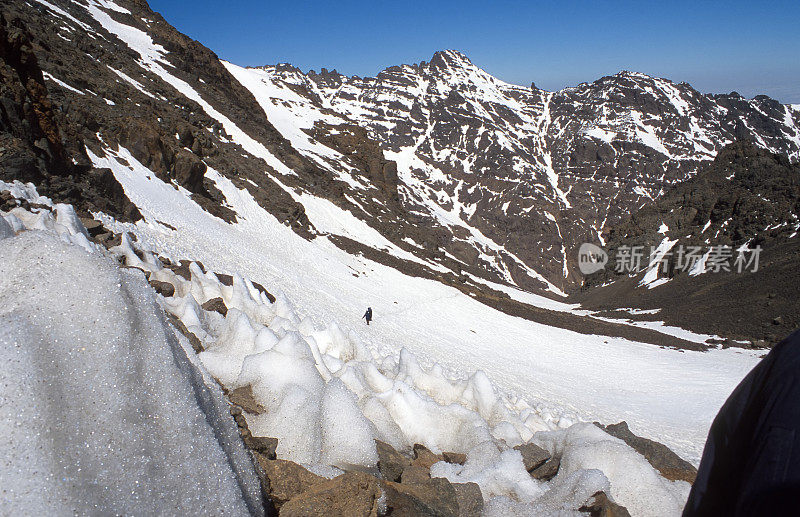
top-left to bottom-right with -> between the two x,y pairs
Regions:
362,307 -> 373,325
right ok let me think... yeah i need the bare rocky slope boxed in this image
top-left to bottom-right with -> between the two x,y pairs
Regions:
577,141 -> 800,345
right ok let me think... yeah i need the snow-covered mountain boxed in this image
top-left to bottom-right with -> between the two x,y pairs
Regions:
238,51 -> 800,292
1,0 -> 798,514
5,0 -> 800,302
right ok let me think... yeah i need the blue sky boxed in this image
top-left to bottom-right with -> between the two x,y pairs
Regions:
149,0 -> 800,103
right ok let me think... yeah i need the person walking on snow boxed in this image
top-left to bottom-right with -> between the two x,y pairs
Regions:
362,307 -> 373,325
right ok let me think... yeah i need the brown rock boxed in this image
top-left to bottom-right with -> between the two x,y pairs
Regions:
246,436 -> 278,460
452,482 -> 483,517
442,451 -> 467,465
252,280 -> 276,303
412,443 -> 444,470
530,456 -> 560,481
229,385 -> 265,414
216,272 -> 234,286
167,314 -> 203,353
376,440 -> 411,482
383,477 -> 459,517
202,297 -> 227,316
79,217 -> 104,237
401,464 -> 431,485
172,148 -> 207,194
595,421 -> 697,483
514,442 -> 550,472
166,260 -> 192,280
256,458 -> 326,509
280,471 -> 382,517
149,279 -> 175,297
579,491 -> 631,517
99,232 -> 122,249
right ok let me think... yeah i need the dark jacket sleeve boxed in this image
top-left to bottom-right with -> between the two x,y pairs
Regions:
684,329 -> 800,517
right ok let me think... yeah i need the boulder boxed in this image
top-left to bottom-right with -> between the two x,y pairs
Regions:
530,456 -> 560,481
595,421 -> 697,483
201,297 -> 227,316
383,477 -> 459,517
255,458 -> 326,509
452,482 -> 483,517
376,440 -> 411,482
514,442 -> 550,472
149,280 -> 175,297
280,471 -> 383,517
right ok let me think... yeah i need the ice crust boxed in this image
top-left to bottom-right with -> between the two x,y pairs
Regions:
0,223 -> 263,513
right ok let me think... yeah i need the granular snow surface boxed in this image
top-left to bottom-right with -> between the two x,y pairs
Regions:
0,209 -> 263,515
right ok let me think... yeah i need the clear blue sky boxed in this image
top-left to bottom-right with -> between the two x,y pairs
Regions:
149,0 -> 800,103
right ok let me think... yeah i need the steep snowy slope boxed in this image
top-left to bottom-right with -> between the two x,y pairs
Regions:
76,143 -> 761,469
2,180 -> 710,515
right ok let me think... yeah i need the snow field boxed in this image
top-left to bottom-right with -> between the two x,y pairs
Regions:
0,182 -> 695,514
99,197 -> 692,515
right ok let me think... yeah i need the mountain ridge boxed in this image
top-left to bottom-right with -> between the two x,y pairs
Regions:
247,48 -> 799,293
2,0 -> 798,343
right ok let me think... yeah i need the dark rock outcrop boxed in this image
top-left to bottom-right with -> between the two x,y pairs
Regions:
595,421 -> 697,483
201,296 -> 227,316
279,471 -> 383,517
514,442 -> 551,472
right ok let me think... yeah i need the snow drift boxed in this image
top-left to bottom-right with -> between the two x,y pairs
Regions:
0,199 -> 263,515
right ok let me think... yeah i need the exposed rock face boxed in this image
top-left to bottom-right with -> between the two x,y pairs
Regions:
0,11 -> 141,222
595,421 -> 697,483
578,141 -> 800,344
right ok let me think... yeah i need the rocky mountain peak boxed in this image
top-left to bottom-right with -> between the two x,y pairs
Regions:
428,49 -> 475,70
